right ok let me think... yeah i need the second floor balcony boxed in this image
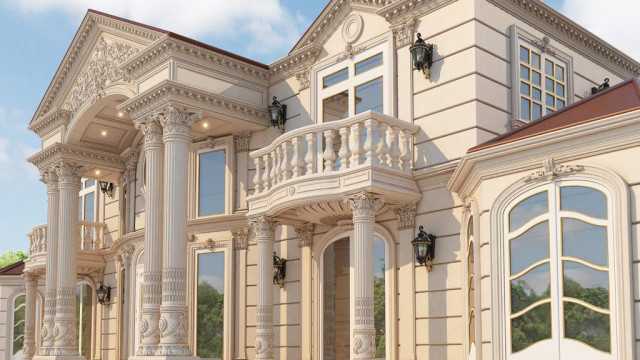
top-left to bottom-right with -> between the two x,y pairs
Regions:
247,111 -> 421,221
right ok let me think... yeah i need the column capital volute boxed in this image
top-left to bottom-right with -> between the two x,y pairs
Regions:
55,162 -> 86,187
231,228 -> 250,250
344,192 -> 385,221
249,216 -> 278,236
22,272 -> 40,284
157,105 -> 202,142
134,116 -> 164,149
39,168 -> 58,188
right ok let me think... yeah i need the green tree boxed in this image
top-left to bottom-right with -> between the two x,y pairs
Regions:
0,250 -> 28,269
197,282 -> 224,358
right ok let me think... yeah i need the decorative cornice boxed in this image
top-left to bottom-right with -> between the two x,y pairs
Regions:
118,80 -> 269,126
487,0 -> 640,78
295,223 -> 314,247
522,158 -> 583,182
231,228 -> 250,250
233,131 -> 251,152
393,202 -> 416,230
27,142 -> 124,172
377,0 -> 457,23
28,108 -> 71,138
269,43 -> 322,86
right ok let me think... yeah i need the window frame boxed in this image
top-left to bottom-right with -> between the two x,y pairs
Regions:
189,136 -> 233,219
510,26 -> 574,127
8,292 -> 26,360
75,280 -> 96,359
78,179 -> 98,223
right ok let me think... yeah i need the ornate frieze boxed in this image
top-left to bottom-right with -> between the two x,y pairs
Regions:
232,228 -> 250,250
234,131 -> 251,152
523,158 -> 584,182
378,0 -> 457,22
28,142 -> 124,173
295,223 -> 314,247
393,202 -> 417,230
195,238 -> 226,251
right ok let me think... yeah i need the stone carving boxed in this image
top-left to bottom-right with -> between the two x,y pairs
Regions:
295,223 -> 314,247
250,216 -> 278,236
392,17 -> 416,48
295,69 -> 311,91
232,228 -> 250,250
523,158 -> 584,182
234,131 -> 251,152
157,311 -> 190,356
195,238 -> 224,251
345,192 -> 385,222
157,105 -> 202,142
117,244 -> 135,269
336,43 -> 367,63
393,202 -> 417,230
342,14 -> 364,44
198,136 -> 226,151
532,36 -> 556,56
62,37 -> 138,117
352,328 -> 376,358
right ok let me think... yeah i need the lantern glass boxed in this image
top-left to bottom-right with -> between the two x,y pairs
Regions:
412,45 -> 427,68
269,106 -> 281,124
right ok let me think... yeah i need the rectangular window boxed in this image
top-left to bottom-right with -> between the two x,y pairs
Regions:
323,67 -> 349,88
355,77 -> 383,114
355,53 -> 383,75
84,192 -> 95,222
198,150 -> 226,217
323,90 -> 349,122
197,252 -> 225,359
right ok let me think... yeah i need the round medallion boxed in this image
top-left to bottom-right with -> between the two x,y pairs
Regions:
342,14 -> 364,44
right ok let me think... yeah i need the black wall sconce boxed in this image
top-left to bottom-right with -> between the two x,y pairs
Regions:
410,33 -> 434,80
96,282 -> 111,307
273,252 -> 287,288
412,226 -> 437,271
99,181 -> 114,197
591,78 -> 610,94
267,96 -> 287,133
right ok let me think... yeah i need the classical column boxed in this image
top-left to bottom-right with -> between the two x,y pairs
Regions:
345,193 -> 383,360
38,170 -> 58,356
23,272 -> 40,360
250,217 -> 278,360
157,106 -> 201,357
134,115 -> 164,356
52,162 -> 84,357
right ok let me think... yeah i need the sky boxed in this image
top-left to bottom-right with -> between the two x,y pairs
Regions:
0,0 -> 638,253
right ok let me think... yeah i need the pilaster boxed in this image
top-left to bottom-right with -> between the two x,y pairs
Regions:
296,223 -> 314,360
116,245 -> 135,360
394,203 -> 417,360
231,229 -> 249,360
23,272 -> 40,360
39,169 -> 59,356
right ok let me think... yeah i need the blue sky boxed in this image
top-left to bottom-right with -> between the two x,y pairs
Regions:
0,0 -> 637,253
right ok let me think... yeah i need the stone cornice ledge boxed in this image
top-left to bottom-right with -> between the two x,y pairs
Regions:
118,80 -> 269,126
27,142 -> 125,172
28,108 -> 71,138
448,109 -> 640,197
488,0 -> 640,78
269,43 -> 323,85
120,35 -> 270,84
377,0 -> 458,23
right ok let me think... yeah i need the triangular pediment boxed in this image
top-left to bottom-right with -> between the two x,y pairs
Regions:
31,10 -> 164,124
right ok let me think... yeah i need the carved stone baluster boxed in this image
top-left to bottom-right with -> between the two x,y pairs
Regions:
254,156 -> 264,193
323,129 -> 337,172
270,151 -> 278,188
291,136 -> 304,178
338,126 -> 351,170
389,126 -> 401,170
351,122 -> 363,166
377,122 -> 390,166
305,133 -> 317,175
262,154 -> 271,191
282,141 -> 293,180
401,129 -> 412,171
363,119 -> 379,165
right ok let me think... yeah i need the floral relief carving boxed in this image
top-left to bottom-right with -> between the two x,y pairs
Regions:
232,228 -> 250,250
393,202 -> 416,230
62,37 -> 138,117
295,223 -> 314,247
234,131 -> 251,152
532,36 -> 556,56
198,136 -> 226,151
295,69 -> 311,90
352,328 -> 376,358
523,158 -> 584,182
392,17 -> 416,48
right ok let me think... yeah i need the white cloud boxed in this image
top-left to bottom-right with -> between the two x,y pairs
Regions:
0,106 -> 41,181
562,0 -> 640,62
4,0 -> 306,60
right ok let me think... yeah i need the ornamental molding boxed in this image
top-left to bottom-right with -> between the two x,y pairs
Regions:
336,43 -> 368,63
33,12 -> 161,121
487,0 -> 639,78
531,36 -> 555,56
344,192 -> 386,220
62,36 -> 139,119
391,16 -> 416,49
115,244 -> 135,269
118,80 -> 269,126
233,131 -> 251,152
28,108 -> 71,138
393,202 -> 416,230
295,69 -> 311,91
195,238 -> 226,251
187,233 -> 197,243
27,143 -> 125,173
295,223 -> 314,247
269,43 -> 322,86
231,228 -> 250,250
523,158 -> 584,182
120,35 -> 270,84
196,136 -> 226,151
377,0 -> 457,23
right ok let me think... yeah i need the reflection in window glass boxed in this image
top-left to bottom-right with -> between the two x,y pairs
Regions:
510,221 -> 549,275
197,252 -> 225,359
323,91 -> 349,122
563,261 -> 609,309
355,53 -> 383,75
84,192 -> 95,222
511,303 -> 551,353
511,263 -> 550,313
198,151 -> 226,217
323,68 -> 349,88
564,302 -> 610,352
560,186 -> 607,219
509,192 -> 548,231
76,283 -> 93,358
562,218 -> 607,266
373,237 -> 386,359
84,179 -> 95,188
11,295 -> 25,360
355,77 -> 383,114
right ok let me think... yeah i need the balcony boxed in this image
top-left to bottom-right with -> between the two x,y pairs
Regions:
247,111 -> 421,223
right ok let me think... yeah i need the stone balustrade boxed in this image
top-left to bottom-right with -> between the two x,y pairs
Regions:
27,222 -> 105,256
27,224 -> 47,255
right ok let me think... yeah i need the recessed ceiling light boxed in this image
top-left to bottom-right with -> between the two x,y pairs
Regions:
95,170 -> 101,175
101,130 -> 107,136
202,122 -> 209,128
118,111 -> 124,117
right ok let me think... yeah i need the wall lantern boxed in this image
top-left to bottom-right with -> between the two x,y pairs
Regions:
409,33 -> 434,79
591,78 -> 610,94
412,226 -> 437,271
273,252 -> 287,288
99,181 -> 114,197
96,282 -> 111,307
267,96 -> 287,133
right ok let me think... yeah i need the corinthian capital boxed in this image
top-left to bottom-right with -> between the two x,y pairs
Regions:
39,168 -> 58,189
134,116 -> 163,149
55,162 -> 86,186
344,192 -> 384,221
295,223 -> 314,247
249,217 -> 278,239
159,105 -> 202,142
231,228 -> 250,250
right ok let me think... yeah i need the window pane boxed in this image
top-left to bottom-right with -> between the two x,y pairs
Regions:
511,303 -> 552,353
84,192 -> 95,222
564,302 -> 610,352
545,77 -> 554,92
510,221 -> 550,275
521,98 -> 530,120
532,87 -> 542,101
373,237 -> 386,358
198,151 -> 226,216
520,65 -> 529,80
76,283 -> 93,359
12,295 -> 25,357
509,192 -> 548,231
84,179 -> 95,188
197,252 -> 225,359
323,90 -> 349,122
545,59 -> 553,75
78,197 -> 83,220
560,186 -> 607,219
355,53 -> 383,75
546,94 -> 555,108
532,71 -> 541,86
532,52 -> 541,69
532,103 -> 542,120
520,82 -> 530,96
562,218 -> 608,266
355,77 -> 383,114
557,99 -> 565,109
323,67 -> 348,88
563,261 -> 609,309
520,46 -> 529,63
511,263 -> 550,313
556,83 -> 564,97
555,65 -> 565,81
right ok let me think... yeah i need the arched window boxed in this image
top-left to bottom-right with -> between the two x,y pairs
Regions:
504,181 -> 615,359
9,294 -> 26,360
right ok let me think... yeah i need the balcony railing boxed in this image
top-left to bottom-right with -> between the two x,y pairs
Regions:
27,221 -> 106,256
250,111 -> 419,197
28,224 -> 47,255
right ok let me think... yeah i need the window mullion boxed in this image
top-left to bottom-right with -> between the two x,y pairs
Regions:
549,183 -> 563,355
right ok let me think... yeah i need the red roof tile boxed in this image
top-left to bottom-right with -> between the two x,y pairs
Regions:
469,77 -> 640,153
0,261 -> 25,276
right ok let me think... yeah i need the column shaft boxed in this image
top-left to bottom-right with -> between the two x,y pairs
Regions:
250,217 -> 277,360
40,170 -> 58,355
23,273 -> 39,360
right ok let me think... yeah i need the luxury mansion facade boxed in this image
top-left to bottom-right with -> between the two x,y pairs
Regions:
1,0 -> 640,359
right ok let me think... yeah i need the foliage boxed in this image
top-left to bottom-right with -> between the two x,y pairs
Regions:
197,282 -> 224,359
373,270 -> 385,357
0,250 -> 28,269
